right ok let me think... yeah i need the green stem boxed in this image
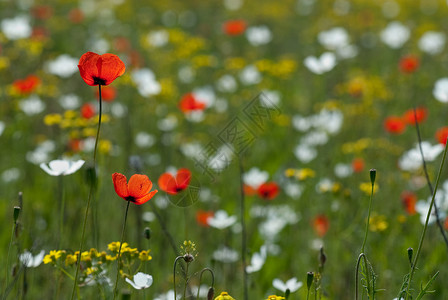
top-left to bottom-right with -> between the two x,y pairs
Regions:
173,256 -> 183,300
182,262 -> 189,299
238,157 -> 248,300
361,182 -> 375,254
4,222 -> 16,298
58,176 -> 65,248
405,140 -> 448,300
196,268 -> 215,299
70,84 -> 103,300
113,200 -> 131,299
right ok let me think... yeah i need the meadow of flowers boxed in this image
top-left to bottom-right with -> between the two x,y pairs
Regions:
2,0 -> 448,299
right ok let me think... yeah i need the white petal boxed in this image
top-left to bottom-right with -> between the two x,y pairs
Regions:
125,278 -> 142,290
49,160 -> 70,175
40,163 -> 61,176
273,278 -> 287,292
64,160 -> 85,175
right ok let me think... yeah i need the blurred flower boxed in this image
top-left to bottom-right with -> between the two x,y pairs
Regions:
334,163 -> 352,178
318,27 -> 349,50
68,8 -> 84,23
436,126 -> 448,144
243,167 -> 268,189
216,75 -> 237,93
147,30 -> 169,47
403,107 -> 427,125
359,182 -> 378,195
78,52 -> 125,86
380,21 -> 410,49
214,292 -> 235,300
266,296 -> 285,300
351,157 -> 365,173
401,191 -> 417,215
419,31 -> 445,55
223,20 -> 247,35
13,75 -> 40,94
46,55 -> 78,78
212,246 -> 239,263
239,65 -> 262,85
43,250 -> 64,264
96,85 -> 116,102
40,159 -> 85,176
131,68 -> 161,97
112,173 -> 158,205
179,93 -> 206,113
208,210 -> 237,229
246,245 -> 267,273
273,277 -> 303,293
81,103 -> 96,119
246,25 -> 272,46
369,214 -> 388,232
59,94 -> 80,110
384,116 -> 406,134
19,95 -> 45,116
398,142 -> 444,171
257,182 -> 280,200
399,55 -> 419,73
433,78 -> 448,103
313,215 -> 329,237
158,168 -> 191,195
135,132 -> 155,148
154,290 -> 180,300
224,0 -> 243,10
19,250 -> 45,267
304,52 -> 336,74
1,16 -> 31,40
196,210 -> 214,227
125,272 -> 153,290
2,168 -> 20,183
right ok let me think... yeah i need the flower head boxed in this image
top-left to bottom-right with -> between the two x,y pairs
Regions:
19,250 -> 45,267
273,277 -> 303,293
399,55 -> 419,73
13,75 -> 40,94
223,20 -> 247,36
78,52 -> 125,86
257,182 -> 280,200
125,272 -> 153,290
112,173 -> 158,205
266,296 -> 285,300
214,292 -> 235,300
158,168 -> 191,195
313,215 -> 329,237
40,159 -> 85,176
179,93 -> 206,113
384,116 -> 406,134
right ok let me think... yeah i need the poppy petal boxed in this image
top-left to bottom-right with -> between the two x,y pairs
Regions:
112,173 -> 129,199
158,173 -> 174,192
98,53 -> 126,85
128,174 -> 152,198
176,168 -> 191,190
78,52 -> 100,86
134,190 -> 158,205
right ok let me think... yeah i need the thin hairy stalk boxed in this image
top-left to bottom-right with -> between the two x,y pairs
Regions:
238,157 -> 248,300
58,176 -> 65,248
412,107 -> 448,249
355,253 -> 371,300
113,200 -> 131,299
196,268 -> 215,299
361,179 -> 375,253
405,139 -> 448,300
173,256 -> 183,300
71,84 -> 103,300
182,262 -> 190,299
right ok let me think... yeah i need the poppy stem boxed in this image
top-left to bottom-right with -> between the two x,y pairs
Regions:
238,157 -> 248,300
361,172 -> 375,254
71,84 -> 103,300
405,138 -> 448,300
113,200 -> 131,299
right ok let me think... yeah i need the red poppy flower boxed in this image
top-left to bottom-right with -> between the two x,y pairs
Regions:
112,173 -> 158,205
399,55 -> 419,73
32,5 -> 53,20
313,215 -> 329,237
435,127 -> 448,145
223,20 -> 247,36
179,93 -> 206,113
196,210 -> 214,227
351,158 -> 365,173
444,217 -> 448,231
384,116 -> 406,134
95,85 -> 116,102
13,75 -> 40,94
69,8 -> 84,23
243,184 -> 257,196
257,182 -> 280,200
401,191 -> 417,215
403,107 -> 427,125
69,139 -> 82,152
158,168 -> 191,195
78,52 -> 125,86
81,103 -> 95,119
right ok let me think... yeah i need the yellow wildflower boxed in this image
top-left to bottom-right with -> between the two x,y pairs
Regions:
106,254 -> 117,261
99,140 -> 112,154
138,250 -> 152,262
369,214 -> 388,232
295,168 -> 315,180
81,251 -> 91,262
266,296 -> 285,300
43,250 -> 64,264
43,114 -> 62,126
214,292 -> 235,300
359,182 -> 378,195
65,254 -> 78,266
284,168 -> 296,178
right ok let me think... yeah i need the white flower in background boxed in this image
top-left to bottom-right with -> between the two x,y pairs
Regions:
147,30 -> 169,47
316,178 -> 334,193
433,78 -> 448,103
185,110 -> 205,122
318,27 -> 349,50
26,140 -> 56,165
91,38 -> 110,54
246,25 -> 272,46
135,132 -> 155,148
415,197 -> 446,225
131,69 -> 161,97
260,90 -> 281,108
336,44 -> 358,59
154,290 -> 180,300
157,115 -> 178,131
46,55 -> 78,78
301,131 -> 328,146
2,168 -> 21,183
312,109 -> 343,134
259,218 -> 287,241
284,182 -> 303,199
178,66 -> 195,83
125,272 -> 153,290
398,142 -> 444,171
243,167 -> 269,189
208,210 -> 237,229
334,163 -> 352,178
304,52 -> 336,74
273,277 -> 303,293
191,285 -> 209,298
208,146 -> 233,172
1,16 -> 31,40
0,121 -> 4,136
110,102 -> 127,118
216,75 -> 237,93
294,144 -> 317,163
40,159 -> 85,176
212,246 -> 239,263
239,65 -> 262,85
380,21 -> 410,49
180,142 -> 203,159
419,31 -> 446,55
19,96 -> 45,116
142,211 -> 155,222
214,98 -> 229,113
224,0 -> 243,10
193,86 -> 216,107
19,250 -> 45,267
59,94 -> 80,110
246,245 -> 267,273
292,115 -> 312,132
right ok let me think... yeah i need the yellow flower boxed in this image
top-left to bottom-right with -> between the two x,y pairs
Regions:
214,292 -> 235,300
44,114 -> 62,126
139,250 -> 152,262
99,140 -> 112,154
284,168 -> 296,177
106,254 -> 117,261
81,251 -> 91,262
295,168 -> 315,180
359,182 -> 378,195
266,296 -> 285,300
86,267 -> 96,275
65,254 -> 78,266
43,250 -> 64,264
369,214 -> 388,232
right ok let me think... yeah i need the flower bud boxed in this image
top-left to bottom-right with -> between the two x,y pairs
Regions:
207,287 -> 215,300
407,247 -> 413,266
370,169 -> 376,185
13,206 -> 21,224
307,272 -> 314,290
144,227 -> 151,240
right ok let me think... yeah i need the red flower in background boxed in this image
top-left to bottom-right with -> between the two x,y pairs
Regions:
243,184 -> 257,196
78,52 -> 125,86
445,217 -> 448,231
313,215 -> 329,237
32,5 -> 53,20
96,85 -> 116,102
401,191 -> 417,215
179,93 -> 206,113
403,107 -> 427,125
223,20 -> 247,36
435,127 -> 448,145
13,75 -> 40,94
112,173 -> 158,205
69,9 -> 84,23
81,103 -> 95,119
399,55 -> 419,73
384,116 -> 406,134
158,168 -> 192,195
351,157 -> 365,173
196,210 -> 214,227
257,182 -> 280,200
